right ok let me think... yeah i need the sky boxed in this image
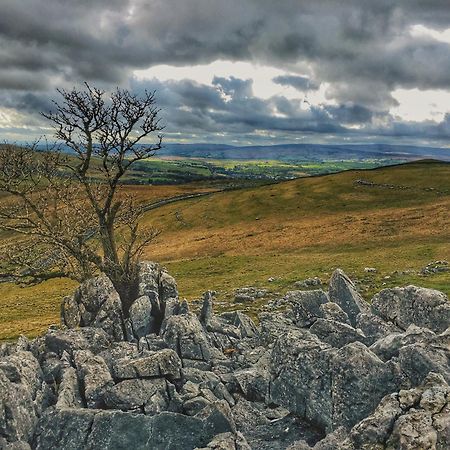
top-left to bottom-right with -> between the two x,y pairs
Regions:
1,0 -> 450,147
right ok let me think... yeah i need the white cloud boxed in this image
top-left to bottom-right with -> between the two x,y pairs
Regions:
391,88 -> 450,122
410,24 -> 450,45
134,60 -> 330,109
134,60 -> 283,99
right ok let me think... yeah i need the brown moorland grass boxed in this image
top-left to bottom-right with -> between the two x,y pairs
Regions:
1,161 -> 449,339
141,161 -> 450,312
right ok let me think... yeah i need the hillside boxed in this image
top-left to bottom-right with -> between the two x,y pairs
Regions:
141,160 -> 450,305
0,160 -> 449,339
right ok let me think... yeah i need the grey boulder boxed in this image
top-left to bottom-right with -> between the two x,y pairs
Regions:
329,269 -> 370,326
285,289 -> 329,327
73,350 -> 113,408
309,319 -> 367,348
61,274 -> 125,341
44,327 -> 111,357
33,402 -> 234,450
112,348 -> 182,380
129,295 -> 155,339
371,285 -> 450,333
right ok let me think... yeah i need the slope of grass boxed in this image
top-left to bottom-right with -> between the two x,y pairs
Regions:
0,278 -> 77,341
140,161 -> 450,304
1,161 -> 449,339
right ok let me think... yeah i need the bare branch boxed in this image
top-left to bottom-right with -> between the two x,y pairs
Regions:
0,84 -> 163,300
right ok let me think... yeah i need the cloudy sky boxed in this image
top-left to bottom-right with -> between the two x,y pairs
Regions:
1,0 -> 450,147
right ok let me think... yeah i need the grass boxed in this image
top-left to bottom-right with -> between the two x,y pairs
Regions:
0,278 -> 77,341
128,157 -> 406,183
141,160 -> 450,315
0,160 -> 449,339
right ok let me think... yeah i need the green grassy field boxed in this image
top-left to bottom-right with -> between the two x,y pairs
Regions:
0,160 -> 449,339
127,157 -> 406,184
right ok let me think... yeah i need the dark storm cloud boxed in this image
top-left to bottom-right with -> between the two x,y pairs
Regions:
324,104 -> 374,125
130,77 -> 351,138
368,113 -> 450,141
212,77 -> 253,98
128,76 -> 450,143
1,92 -> 55,115
272,75 -> 319,92
1,0 -> 450,144
2,0 -> 450,88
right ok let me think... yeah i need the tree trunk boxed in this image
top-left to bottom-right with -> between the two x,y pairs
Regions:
99,220 -> 119,276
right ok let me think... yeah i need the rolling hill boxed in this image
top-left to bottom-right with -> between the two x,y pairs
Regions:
36,142 -> 450,162
158,143 -> 450,161
0,160 -> 449,339
140,160 -> 450,305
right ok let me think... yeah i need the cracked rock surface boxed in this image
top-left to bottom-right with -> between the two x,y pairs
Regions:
1,264 -> 449,449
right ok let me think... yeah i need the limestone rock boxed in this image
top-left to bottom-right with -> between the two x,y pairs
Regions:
398,339 -> 450,385
371,285 -> 450,333
3,266 -> 450,449
55,366 -> 83,409
60,296 -> 80,329
199,291 -> 214,324
329,269 -> 370,326
349,393 -> 402,448
285,289 -> 329,327
129,295 -> 155,339
319,302 -> 350,325
74,350 -> 113,408
258,311 -> 298,345
288,427 -> 350,450
77,275 -> 124,337
0,439 -> 32,450
0,351 -> 43,397
348,372 -> 450,450
270,333 -> 401,432
197,431 -> 251,450
181,368 -> 235,408
32,408 -> 95,450
102,378 -> 172,413
0,362 -> 38,442
234,367 -> 270,402
356,312 -> 401,345
309,318 -> 367,348
112,348 -> 182,380
330,341 -> 400,430
162,313 -> 216,365
370,324 -> 436,361
269,329 -> 333,431
137,261 -> 179,332
33,405 -> 234,450
219,311 -> 257,338
45,327 -> 111,357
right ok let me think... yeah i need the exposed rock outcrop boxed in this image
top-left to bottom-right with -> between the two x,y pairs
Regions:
292,372 -> 450,450
61,274 -> 125,341
328,269 -> 370,326
371,285 -> 450,333
1,264 -> 449,449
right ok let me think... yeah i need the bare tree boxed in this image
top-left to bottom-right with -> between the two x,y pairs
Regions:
0,84 -> 163,305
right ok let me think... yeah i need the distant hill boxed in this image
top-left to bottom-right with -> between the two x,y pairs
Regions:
31,142 -> 450,162
158,143 -> 450,161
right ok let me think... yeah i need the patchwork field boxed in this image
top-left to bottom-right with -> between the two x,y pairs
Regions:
1,160 -> 449,339
127,156 -> 405,183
